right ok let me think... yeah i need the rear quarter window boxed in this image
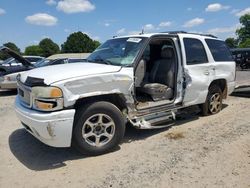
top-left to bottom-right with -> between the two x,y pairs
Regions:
205,39 -> 233,62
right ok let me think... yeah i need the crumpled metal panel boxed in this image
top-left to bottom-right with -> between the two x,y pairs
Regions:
55,67 -> 135,108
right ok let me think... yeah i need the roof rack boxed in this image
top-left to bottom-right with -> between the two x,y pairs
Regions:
162,31 -> 187,34
161,31 -> 217,38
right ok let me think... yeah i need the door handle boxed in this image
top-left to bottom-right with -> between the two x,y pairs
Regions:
204,70 -> 210,75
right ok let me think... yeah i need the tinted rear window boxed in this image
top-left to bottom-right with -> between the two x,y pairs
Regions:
205,39 -> 233,61
184,38 -> 208,65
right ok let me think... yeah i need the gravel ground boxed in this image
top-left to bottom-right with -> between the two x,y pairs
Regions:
0,71 -> 249,188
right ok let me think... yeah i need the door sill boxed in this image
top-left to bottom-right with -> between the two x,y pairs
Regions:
136,99 -> 173,110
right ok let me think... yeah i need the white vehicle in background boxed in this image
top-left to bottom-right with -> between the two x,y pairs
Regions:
15,32 -> 236,155
0,56 -> 45,89
1,56 -> 44,66
0,57 -> 87,90
0,47 -> 88,90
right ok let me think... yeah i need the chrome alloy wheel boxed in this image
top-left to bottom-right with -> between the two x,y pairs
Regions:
209,93 -> 222,114
82,114 -> 115,147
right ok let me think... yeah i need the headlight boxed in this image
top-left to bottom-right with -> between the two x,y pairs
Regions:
32,86 -> 63,98
3,76 -> 11,81
31,86 -> 63,111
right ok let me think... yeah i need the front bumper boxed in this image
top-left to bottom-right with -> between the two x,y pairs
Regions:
0,80 -> 17,89
0,76 -> 17,89
15,97 -> 76,147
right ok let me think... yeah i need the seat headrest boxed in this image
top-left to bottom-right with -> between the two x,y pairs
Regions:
161,47 -> 174,59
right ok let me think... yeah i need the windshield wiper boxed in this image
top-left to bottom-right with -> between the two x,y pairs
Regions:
87,58 -> 113,65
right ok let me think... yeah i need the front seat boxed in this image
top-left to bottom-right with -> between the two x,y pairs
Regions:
140,47 -> 175,101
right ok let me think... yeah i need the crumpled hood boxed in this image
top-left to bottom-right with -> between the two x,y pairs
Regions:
20,63 -> 122,85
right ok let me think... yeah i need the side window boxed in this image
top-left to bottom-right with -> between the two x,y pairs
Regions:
26,58 -> 39,62
51,59 -> 66,65
205,39 -> 233,62
184,38 -> 208,65
68,59 -> 85,63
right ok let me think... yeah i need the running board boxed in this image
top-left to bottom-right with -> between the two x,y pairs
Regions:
129,110 -> 176,129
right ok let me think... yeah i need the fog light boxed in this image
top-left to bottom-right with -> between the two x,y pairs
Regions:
34,100 -> 55,110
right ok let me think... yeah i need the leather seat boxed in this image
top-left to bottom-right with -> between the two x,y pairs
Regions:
140,47 -> 175,101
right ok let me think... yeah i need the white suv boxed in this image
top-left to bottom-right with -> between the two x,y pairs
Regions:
15,32 -> 236,155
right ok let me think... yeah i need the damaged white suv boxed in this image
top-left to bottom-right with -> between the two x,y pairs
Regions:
15,32 -> 236,155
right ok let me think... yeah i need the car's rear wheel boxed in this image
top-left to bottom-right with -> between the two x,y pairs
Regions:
72,101 -> 125,156
201,85 -> 223,116
240,63 -> 247,70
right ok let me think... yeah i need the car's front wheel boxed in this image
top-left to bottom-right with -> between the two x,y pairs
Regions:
72,101 -> 125,155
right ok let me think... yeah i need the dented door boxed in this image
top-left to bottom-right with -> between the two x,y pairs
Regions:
180,36 -> 213,106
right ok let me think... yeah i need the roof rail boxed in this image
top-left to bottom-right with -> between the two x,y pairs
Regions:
190,33 -> 218,38
161,31 -> 187,34
161,31 -> 217,38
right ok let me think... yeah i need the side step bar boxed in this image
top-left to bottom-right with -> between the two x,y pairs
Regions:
129,110 -> 176,129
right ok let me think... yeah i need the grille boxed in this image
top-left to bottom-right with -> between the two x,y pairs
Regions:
17,80 -> 32,107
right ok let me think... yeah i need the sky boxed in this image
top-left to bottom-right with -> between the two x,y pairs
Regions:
0,0 -> 250,51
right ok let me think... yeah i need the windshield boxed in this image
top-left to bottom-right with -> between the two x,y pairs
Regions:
34,59 -> 51,67
87,37 -> 146,66
1,58 -> 13,64
1,58 -> 22,66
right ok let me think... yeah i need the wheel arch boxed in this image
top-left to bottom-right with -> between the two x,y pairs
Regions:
74,93 -> 128,113
209,79 -> 227,99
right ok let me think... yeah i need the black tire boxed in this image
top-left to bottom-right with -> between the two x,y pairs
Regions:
72,101 -> 125,156
240,63 -> 246,70
201,85 -> 223,116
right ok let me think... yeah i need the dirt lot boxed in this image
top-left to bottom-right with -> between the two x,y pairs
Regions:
0,71 -> 250,188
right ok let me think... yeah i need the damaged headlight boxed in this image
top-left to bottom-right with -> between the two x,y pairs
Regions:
31,86 -> 63,111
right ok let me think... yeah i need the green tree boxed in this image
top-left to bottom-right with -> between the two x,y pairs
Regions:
0,42 -> 21,60
39,38 -> 60,57
25,45 -> 43,56
225,38 -> 238,48
61,32 -> 100,53
93,40 -> 101,49
239,38 -> 250,48
236,14 -> 250,47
